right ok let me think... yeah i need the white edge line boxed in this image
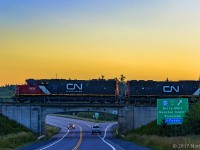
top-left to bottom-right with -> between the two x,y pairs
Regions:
39,130 -> 69,150
101,138 -> 116,150
41,117 -> 90,150
98,123 -> 116,150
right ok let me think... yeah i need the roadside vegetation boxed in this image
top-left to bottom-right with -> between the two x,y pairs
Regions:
0,85 -> 15,102
0,114 -> 37,149
53,114 -> 106,123
0,114 -> 31,135
118,101 -> 200,150
0,114 -> 60,149
45,124 -> 60,138
76,112 -> 118,121
54,112 -> 118,123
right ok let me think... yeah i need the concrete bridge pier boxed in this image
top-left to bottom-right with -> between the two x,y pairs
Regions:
118,106 -> 157,133
1,105 -> 43,135
118,106 -> 134,133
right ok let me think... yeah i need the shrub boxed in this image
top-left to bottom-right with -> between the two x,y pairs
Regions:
0,132 -> 36,148
0,114 -> 30,136
183,101 -> 200,135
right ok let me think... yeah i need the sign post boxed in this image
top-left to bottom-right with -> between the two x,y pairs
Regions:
157,98 -> 188,125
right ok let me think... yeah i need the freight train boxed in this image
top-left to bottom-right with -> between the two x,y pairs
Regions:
15,79 -> 119,103
14,78 -> 200,104
127,80 -> 200,104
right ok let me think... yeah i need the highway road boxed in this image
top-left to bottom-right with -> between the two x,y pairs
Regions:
20,115 -> 151,150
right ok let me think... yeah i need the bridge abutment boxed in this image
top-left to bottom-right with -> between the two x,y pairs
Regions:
118,106 -> 156,133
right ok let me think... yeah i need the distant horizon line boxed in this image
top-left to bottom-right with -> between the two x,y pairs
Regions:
1,77 -> 200,87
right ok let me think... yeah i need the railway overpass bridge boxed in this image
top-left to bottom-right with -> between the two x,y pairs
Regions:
0,102 -> 156,135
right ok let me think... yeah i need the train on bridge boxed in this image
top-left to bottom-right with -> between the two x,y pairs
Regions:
15,79 -> 118,103
14,78 -> 200,104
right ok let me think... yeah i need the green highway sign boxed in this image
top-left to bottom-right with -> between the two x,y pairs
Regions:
157,98 -> 189,125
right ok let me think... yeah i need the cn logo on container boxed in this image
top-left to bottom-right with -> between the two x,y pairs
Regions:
66,83 -> 83,91
163,86 -> 179,93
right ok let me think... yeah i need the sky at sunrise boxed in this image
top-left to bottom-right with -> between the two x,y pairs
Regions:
0,0 -> 200,85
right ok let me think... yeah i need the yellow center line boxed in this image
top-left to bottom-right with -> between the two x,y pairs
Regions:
72,126 -> 82,150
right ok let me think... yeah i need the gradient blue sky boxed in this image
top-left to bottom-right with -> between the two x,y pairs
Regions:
0,0 -> 200,85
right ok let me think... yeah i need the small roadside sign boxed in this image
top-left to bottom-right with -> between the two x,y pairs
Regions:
94,113 -> 99,119
157,98 -> 189,125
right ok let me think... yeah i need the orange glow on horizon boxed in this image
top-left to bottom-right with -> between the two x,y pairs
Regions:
0,1 -> 200,86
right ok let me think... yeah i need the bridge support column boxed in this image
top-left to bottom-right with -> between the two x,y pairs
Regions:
118,106 -> 134,133
118,106 -> 157,133
29,106 -> 40,133
133,106 -> 156,129
35,106 -> 45,136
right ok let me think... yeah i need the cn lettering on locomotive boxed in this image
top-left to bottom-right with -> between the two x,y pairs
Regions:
163,86 -> 179,93
66,83 -> 83,91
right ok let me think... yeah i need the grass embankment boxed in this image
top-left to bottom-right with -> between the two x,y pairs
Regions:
123,133 -> 200,150
53,112 -> 118,123
0,132 -> 36,149
0,114 -> 37,149
45,124 -> 60,139
0,114 -> 60,149
117,121 -> 200,150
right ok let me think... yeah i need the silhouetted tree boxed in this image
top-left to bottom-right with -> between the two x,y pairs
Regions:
101,75 -> 105,79
120,74 -> 126,82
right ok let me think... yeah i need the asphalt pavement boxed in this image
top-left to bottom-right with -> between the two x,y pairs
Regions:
19,115 -> 151,150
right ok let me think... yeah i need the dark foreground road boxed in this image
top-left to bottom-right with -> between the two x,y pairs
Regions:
19,115 -> 151,150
